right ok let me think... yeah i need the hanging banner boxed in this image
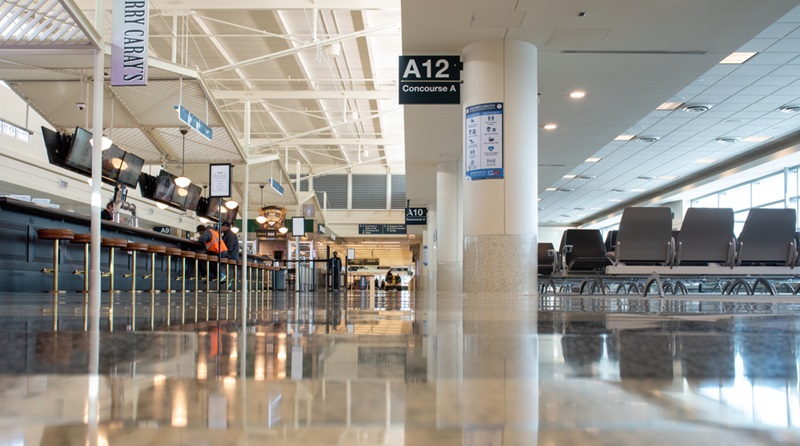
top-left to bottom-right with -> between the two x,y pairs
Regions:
111,0 -> 149,86
465,102 -> 504,181
270,178 -> 284,196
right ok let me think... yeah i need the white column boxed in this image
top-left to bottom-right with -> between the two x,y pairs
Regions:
462,40 -> 538,294
346,170 -> 353,211
425,209 -> 437,291
385,168 -> 392,211
308,170 -> 314,193
436,162 -> 461,292
241,101 -> 250,324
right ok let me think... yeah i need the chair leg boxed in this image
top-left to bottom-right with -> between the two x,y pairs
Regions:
52,240 -> 60,293
108,247 -> 115,294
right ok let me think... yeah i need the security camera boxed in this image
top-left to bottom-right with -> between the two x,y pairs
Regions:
76,101 -> 86,111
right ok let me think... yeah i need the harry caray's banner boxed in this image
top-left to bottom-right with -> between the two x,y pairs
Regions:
112,0 -> 149,86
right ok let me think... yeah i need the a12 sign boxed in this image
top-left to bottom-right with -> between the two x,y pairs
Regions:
405,207 -> 428,225
398,56 -> 461,104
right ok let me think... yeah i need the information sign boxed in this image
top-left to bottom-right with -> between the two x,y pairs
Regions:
465,102 -> 504,180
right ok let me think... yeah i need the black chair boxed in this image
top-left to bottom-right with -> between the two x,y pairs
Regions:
615,207 -> 674,266
735,208 -> 796,266
538,242 -> 555,276
559,229 -> 611,272
674,208 -> 735,266
604,230 -> 618,253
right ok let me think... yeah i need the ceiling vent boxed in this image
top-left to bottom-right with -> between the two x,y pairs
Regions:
635,136 -> 660,143
556,188 -> 574,193
611,189 -> 626,193
637,176 -> 654,181
779,105 -> 800,113
683,104 -> 712,113
715,137 -> 740,144
575,175 -> 595,180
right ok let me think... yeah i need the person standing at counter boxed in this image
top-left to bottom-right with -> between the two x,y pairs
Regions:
197,224 -> 228,282
220,222 -> 239,262
101,201 -> 114,221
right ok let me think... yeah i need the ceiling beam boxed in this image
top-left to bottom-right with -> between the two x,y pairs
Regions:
203,21 -> 399,75
72,0 -> 399,11
212,89 -> 396,100
248,137 -> 401,147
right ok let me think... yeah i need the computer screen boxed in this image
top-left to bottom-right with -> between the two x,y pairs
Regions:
183,184 -> 202,212
116,152 -> 144,188
101,144 -> 126,181
206,197 -> 221,221
64,127 -> 93,174
41,126 -> 67,166
153,170 -> 176,203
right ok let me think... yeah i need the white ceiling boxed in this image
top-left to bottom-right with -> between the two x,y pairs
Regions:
402,0 -> 800,220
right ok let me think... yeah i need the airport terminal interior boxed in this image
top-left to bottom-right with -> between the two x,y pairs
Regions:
4,0 -> 800,445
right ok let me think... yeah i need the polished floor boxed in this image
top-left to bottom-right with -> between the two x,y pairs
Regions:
1,288 -> 800,445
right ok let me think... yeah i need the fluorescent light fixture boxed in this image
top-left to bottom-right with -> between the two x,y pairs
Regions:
657,175 -> 679,180
629,188 -> 647,192
585,157 -> 602,163
694,159 -> 717,164
720,51 -> 757,64
543,123 -> 558,130
615,134 -> 636,141
563,174 -> 576,179
589,207 -> 603,210
569,90 -> 586,99
742,135 -> 771,143
656,101 -> 683,110
545,187 -> 557,191
607,199 -> 623,202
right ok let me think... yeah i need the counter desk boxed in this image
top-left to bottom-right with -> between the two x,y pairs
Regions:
0,197 -> 204,292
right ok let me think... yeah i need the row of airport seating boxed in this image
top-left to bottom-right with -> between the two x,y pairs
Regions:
538,207 -> 800,295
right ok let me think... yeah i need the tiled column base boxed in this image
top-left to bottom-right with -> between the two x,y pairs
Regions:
437,261 -> 463,293
463,235 -> 538,294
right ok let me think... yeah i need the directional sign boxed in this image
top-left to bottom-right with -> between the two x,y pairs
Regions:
399,55 -> 461,104
405,207 -> 427,225
358,224 -> 407,235
175,105 -> 213,140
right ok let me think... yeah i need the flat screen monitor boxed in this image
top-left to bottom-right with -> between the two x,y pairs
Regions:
224,204 -> 239,225
116,152 -> 144,188
171,186 -> 189,208
41,126 -> 67,165
101,144 -> 126,181
64,127 -> 93,174
183,184 -> 202,211
153,170 -> 176,203
206,197 -> 221,221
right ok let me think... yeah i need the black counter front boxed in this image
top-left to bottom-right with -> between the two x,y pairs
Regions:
0,198 -> 203,292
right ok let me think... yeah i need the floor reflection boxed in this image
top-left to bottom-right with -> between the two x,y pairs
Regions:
0,291 -> 799,444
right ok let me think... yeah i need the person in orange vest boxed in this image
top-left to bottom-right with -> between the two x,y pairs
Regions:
197,224 -> 228,282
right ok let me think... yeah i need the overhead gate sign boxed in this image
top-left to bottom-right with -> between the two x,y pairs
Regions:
398,56 -> 461,104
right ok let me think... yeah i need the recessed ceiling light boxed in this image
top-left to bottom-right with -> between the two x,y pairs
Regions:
611,189 -> 626,193
715,137 -> 740,144
589,207 -> 602,211
683,104 -> 712,113
543,123 -> 558,130
720,51 -> 757,64
657,175 -> 679,180
585,157 -> 602,163
607,199 -> 623,202
615,134 -> 636,141
779,105 -> 800,113
694,159 -> 717,164
537,198 -> 542,201
635,136 -> 661,143
629,188 -> 647,192
545,187 -> 557,191
569,90 -> 586,99
657,101 -> 684,110
563,174 -> 576,179
742,135 -> 771,143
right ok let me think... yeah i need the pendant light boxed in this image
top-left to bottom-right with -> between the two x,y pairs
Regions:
174,127 -> 191,188
225,199 -> 239,210
255,185 -> 267,224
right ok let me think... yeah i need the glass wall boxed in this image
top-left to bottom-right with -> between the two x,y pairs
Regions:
691,167 -> 796,234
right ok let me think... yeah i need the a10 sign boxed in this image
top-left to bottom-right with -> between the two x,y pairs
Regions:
405,207 -> 428,225
399,56 -> 461,105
